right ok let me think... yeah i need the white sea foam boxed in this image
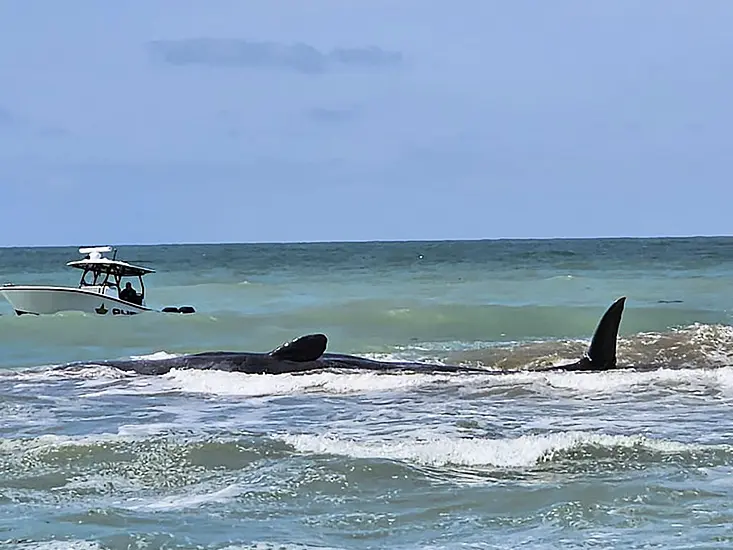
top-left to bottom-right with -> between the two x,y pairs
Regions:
279,431 -> 713,469
526,365 -> 733,396
78,362 -> 733,401
6,542 -> 103,550
220,545 -> 344,550
0,433 -> 126,455
79,378 -> 167,397
0,365 -> 132,383
162,368 -> 460,397
129,350 -> 180,361
123,483 -> 242,511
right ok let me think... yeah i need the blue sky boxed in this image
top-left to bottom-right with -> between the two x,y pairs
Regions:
1,1 -> 732,246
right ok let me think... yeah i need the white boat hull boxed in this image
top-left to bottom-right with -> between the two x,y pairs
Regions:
0,286 -> 151,316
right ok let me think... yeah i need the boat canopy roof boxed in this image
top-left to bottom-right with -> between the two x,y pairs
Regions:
66,246 -> 155,277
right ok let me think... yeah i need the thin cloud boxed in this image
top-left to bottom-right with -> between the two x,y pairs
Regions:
146,38 -> 404,74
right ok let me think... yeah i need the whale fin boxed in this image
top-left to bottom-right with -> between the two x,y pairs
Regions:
573,296 -> 626,370
269,334 -> 328,362
550,297 -> 626,372
586,296 -> 626,369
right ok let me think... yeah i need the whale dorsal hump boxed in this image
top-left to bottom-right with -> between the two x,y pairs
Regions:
269,334 -> 328,362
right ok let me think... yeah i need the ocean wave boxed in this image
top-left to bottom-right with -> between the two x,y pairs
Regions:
219,546 -> 344,550
140,365 -> 733,399
0,432 -> 291,501
4,429 -> 729,486
216,545 -> 345,550
2,321 -> 733,405
5,342 -> 733,404
162,369 -> 458,397
279,431 -> 732,470
2,542 -> 103,550
417,322 -> 733,371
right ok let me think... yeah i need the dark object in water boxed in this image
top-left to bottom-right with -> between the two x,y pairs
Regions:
68,298 -> 627,376
161,306 -> 196,314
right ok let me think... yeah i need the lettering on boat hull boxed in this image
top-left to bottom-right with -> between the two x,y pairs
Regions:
95,303 -> 138,316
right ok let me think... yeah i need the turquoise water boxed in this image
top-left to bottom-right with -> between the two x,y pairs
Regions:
2,237 -> 733,549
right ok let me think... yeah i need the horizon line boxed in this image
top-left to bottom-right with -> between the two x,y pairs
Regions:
0,233 -> 731,250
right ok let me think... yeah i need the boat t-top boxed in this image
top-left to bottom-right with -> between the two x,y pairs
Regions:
0,246 -> 194,316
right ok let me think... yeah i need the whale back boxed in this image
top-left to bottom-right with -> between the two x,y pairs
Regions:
269,334 -> 328,362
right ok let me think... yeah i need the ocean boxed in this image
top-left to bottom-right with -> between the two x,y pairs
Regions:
1,237 -> 733,549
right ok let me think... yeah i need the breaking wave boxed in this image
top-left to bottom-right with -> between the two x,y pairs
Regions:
279,430 -> 731,470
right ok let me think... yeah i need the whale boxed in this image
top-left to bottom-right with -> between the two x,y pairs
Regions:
71,297 -> 627,376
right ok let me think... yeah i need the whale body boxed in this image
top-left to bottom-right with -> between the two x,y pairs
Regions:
73,297 -> 627,376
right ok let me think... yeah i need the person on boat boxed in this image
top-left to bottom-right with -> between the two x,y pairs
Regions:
119,282 -> 140,304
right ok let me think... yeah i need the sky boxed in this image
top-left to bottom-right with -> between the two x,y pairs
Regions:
1,1 -> 733,246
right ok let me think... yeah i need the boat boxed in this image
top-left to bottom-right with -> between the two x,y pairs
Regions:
0,246 -> 194,316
